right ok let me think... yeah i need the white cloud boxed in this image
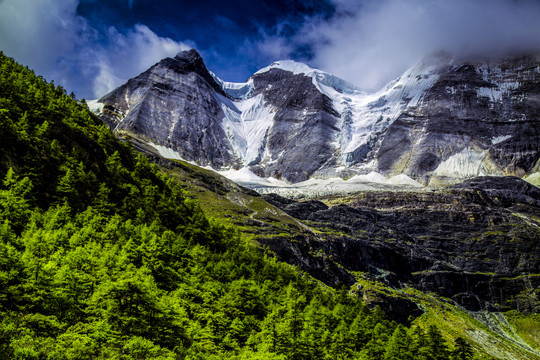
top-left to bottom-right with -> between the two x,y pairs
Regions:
2,0 -> 540,98
94,24 -> 190,96
0,0 -> 191,99
92,60 -> 123,99
255,34 -> 295,61
0,0 -> 82,73
300,0 -> 540,91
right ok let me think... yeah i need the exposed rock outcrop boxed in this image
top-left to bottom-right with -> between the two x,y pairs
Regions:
99,49 -> 238,169
265,177 -> 540,313
246,69 -> 340,182
377,56 -> 540,185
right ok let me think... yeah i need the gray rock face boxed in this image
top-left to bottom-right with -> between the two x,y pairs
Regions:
99,49 -> 238,168
94,50 -> 540,185
376,56 -> 540,184
265,176 -> 540,312
247,69 -> 340,182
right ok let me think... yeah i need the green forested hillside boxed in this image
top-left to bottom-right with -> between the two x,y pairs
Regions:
0,52 -> 472,359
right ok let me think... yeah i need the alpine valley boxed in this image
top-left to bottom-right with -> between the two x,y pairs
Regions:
1,46 -> 539,360
89,49 -> 540,359
86,49 -> 540,359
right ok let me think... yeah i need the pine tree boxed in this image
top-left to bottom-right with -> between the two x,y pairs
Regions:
0,168 -> 34,233
427,325 -> 450,360
384,324 -> 413,360
361,322 -> 390,359
452,337 -> 473,360
409,325 -> 430,360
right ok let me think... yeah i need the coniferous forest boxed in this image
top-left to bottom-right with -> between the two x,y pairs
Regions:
0,52 -> 477,359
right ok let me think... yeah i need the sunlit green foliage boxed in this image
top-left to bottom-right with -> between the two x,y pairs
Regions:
0,52 -> 465,359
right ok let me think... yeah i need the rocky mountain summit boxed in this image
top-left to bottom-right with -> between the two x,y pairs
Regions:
98,49 -> 237,169
93,49 -> 540,187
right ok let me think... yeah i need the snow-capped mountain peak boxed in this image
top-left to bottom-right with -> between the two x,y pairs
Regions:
254,60 -> 362,95
254,59 -> 316,76
93,49 -> 540,191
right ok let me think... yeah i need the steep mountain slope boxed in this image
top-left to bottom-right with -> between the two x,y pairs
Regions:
93,50 -> 540,187
378,55 -> 540,186
224,66 -> 341,182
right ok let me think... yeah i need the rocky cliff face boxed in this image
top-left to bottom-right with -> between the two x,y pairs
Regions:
377,55 -> 540,186
243,69 -> 340,182
93,49 -> 540,186
263,176 -> 540,313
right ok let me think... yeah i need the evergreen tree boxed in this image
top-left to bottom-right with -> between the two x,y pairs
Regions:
409,325 -> 430,360
0,168 -> 34,233
361,322 -> 390,359
427,325 -> 450,360
452,337 -> 473,360
384,324 -> 413,360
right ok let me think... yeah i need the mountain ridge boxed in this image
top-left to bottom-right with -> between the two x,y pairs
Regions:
93,49 -> 540,190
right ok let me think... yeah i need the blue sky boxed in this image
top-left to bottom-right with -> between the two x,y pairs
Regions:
76,0 -> 334,82
1,0 -> 540,99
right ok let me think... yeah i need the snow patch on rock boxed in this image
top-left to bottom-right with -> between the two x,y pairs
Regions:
432,148 -> 493,178
477,86 -> 503,102
87,99 -> 104,114
491,135 -> 512,144
147,141 -> 184,161
219,167 -> 285,186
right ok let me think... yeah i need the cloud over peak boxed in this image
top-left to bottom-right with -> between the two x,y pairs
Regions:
300,0 -> 540,90
2,0 -> 540,97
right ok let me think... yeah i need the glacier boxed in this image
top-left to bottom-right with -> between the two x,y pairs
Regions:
207,57 -> 444,189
